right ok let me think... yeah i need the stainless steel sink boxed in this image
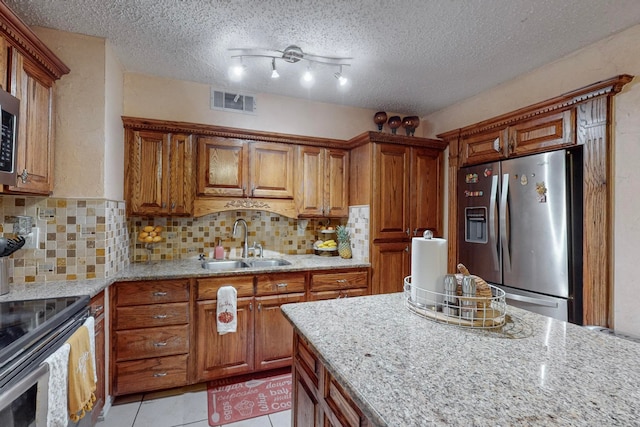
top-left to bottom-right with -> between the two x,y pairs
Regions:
247,258 -> 291,268
201,260 -> 249,270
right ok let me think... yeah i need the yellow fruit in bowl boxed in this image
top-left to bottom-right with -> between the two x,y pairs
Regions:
154,226 -> 163,232
144,235 -> 154,243
152,235 -> 162,242
149,231 -> 157,237
143,225 -> 154,232
139,231 -> 149,239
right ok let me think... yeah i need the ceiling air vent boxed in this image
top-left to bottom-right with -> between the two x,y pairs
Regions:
211,88 -> 257,114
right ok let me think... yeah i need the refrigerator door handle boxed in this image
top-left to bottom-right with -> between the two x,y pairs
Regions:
505,292 -> 559,308
500,174 -> 511,272
489,175 -> 499,272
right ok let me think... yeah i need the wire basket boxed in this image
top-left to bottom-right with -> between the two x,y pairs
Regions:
403,276 -> 506,328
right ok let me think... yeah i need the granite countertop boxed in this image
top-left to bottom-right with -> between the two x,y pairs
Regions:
0,254 -> 369,301
281,292 -> 640,426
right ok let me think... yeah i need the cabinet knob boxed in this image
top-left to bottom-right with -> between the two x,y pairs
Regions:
251,185 -> 256,196
276,283 -> 288,288
336,279 -> 348,284
19,169 -> 28,183
152,314 -> 168,319
242,185 -> 247,197
249,303 -> 253,311
153,291 -> 168,297
258,303 -> 262,312
406,228 -> 410,236
413,228 -> 419,236
171,202 -> 176,209
405,245 -> 410,253
91,305 -> 104,316
153,342 -> 168,347
153,372 -> 168,377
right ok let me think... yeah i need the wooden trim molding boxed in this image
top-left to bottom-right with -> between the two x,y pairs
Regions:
348,131 -> 448,150
438,74 -> 633,327
0,3 -> 70,80
122,116 -> 349,149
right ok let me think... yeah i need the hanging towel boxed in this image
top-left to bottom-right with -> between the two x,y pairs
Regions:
66,322 -> 96,422
83,316 -> 97,383
43,342 -> 71,427
217,286 -> 237,335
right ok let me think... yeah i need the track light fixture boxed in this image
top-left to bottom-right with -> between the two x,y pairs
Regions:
228,44 -> 352,88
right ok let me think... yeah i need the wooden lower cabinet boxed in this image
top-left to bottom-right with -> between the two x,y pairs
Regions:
195,297 -> 255,381
308,269 -> 369,301
89,292 -> 105,423
111,279 -> 190,396
292,333 -> 370,427
371,242 -> 410,294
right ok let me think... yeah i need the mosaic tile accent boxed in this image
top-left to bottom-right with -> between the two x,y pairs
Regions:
347,205 -> 370,262
0,196 -> 130,284
128,211 -> 349,263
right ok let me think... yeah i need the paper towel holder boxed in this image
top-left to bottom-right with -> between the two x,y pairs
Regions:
423,230 -> 433,239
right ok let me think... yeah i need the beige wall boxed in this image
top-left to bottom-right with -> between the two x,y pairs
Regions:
103,41 -> 125,200
33,28 -> 109,198
424,23 -> 640,336
123,73 -> 382,140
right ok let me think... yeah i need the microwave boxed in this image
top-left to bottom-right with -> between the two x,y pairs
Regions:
0,88 -> 19,186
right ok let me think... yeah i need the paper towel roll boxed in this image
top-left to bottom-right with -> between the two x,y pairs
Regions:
411,236 -> 447,306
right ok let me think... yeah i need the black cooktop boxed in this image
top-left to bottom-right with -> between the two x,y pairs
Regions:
0,295 -> 90,369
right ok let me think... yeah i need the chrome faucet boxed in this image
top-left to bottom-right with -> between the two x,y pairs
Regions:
232,219 -> 249,258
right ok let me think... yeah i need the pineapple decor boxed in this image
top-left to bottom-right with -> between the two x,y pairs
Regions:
336,225 -> 352,259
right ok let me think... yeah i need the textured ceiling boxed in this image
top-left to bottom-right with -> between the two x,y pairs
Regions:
6,0 -> 640,116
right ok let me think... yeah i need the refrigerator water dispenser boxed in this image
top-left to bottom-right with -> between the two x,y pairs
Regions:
464,207 -> 487,243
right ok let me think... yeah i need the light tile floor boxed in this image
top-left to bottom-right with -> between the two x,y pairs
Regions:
96,383 -> 291,427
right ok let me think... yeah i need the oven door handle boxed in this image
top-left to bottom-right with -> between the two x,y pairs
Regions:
0,363 -> 49,413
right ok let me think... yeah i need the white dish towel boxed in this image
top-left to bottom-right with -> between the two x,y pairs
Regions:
216,286 -> 237,335
43,342 -> 71,427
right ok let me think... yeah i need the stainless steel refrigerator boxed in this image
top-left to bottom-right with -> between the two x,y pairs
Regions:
458,148 -> 583,323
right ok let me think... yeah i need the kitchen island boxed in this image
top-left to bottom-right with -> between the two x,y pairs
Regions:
281,292 -> 640,426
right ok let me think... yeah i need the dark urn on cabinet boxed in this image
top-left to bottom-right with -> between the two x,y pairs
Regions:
387,116 -> 402,134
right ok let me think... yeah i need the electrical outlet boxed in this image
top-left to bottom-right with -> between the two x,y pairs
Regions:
80,225 -> 96,239
37,208 -> 56,221
37,262 -> 55,275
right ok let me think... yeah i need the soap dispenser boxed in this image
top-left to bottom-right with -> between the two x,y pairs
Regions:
214,239 -> 224,260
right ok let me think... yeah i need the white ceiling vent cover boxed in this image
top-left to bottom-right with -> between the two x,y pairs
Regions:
211,88 -> 257,114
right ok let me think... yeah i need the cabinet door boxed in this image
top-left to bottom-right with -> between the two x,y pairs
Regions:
371,242 -> 410,294
168,133 -> 194,215
461,128 -> 507,166
197,136 -> 248,197
250,142 -> 295,199
372,143 -> 410,240
0,38 -> 10,92
297,145 -> 324,216
293,361 -> 322,427
255,293 -> 305,371
324,149 -> 349,218
10,55 -> 55,194
509,109 -> 575,156
125,130 -> 170,215
195,297 -> 254,381
410,147 -> 443,237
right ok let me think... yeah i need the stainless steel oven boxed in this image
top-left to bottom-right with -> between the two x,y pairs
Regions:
0,87 -> 20,186
0,295 -> 90,427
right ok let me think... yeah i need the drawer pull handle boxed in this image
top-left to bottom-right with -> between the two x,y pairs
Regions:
153,372 -> 167,377
91,305 -> 104,315
153,342 -> 168,347
276,283 -> 288,288
153,291 -> 168,297
258,303 -> 262,312
336,279 -> 348,283
153,314 -> 168,319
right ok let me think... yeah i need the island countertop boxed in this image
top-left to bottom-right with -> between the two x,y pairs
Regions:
281,292 -> 640,426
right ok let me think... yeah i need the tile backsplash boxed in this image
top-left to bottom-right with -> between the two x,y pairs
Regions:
0,195 -> 371,284
0,196 -> 129,283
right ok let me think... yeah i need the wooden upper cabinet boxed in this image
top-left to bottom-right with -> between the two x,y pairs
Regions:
9,54 -> 55,194
0,4 -> 69,194
461,109 -> 575,166
372,143 -> 410,240
249,141 -> 294,199
197,136 -> 248,197
410,147 -> 444,237
508,109 -> 575,157
125,128 -> 194,216
461,128 -> 508,166
297,146 -> 349,217
197,138 -> 294,199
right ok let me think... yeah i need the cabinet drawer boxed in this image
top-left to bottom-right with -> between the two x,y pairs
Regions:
115,280 -> 189,306
197,275 -> 254,300
256,272 -> 306,295
324,371 -> 363,427
310,270 -> 368,291
115,354 -> 188,396
295,335 -> 320,387
114,302 -> 189,330
115,325 -> 189,361
308,288 -> 368,301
